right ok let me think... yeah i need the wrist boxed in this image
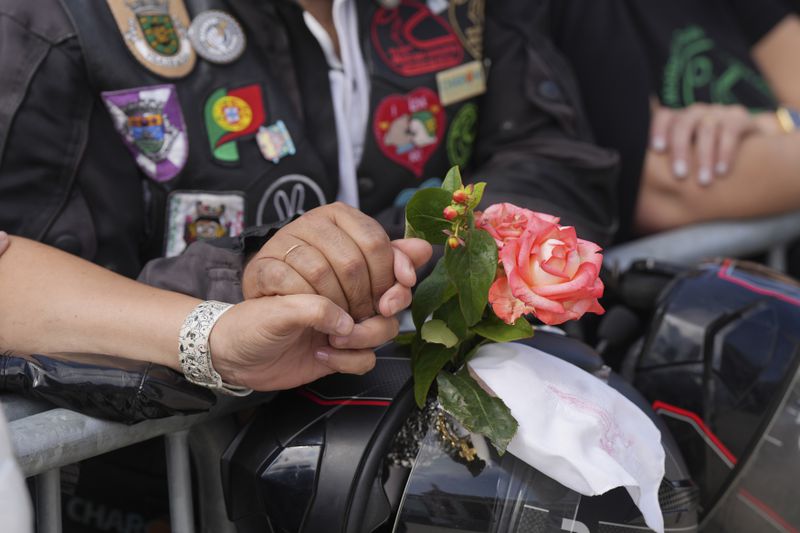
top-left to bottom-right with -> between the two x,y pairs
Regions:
207,310 -> 243,387
754,111 -> 784,136
178,300 -> 252,396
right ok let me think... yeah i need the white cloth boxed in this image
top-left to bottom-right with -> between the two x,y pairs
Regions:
468,343 -> 666,533
303,0 -> 370,208
0,408 -> 32,533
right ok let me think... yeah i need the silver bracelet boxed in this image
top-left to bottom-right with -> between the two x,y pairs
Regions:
178,301 -> 253,397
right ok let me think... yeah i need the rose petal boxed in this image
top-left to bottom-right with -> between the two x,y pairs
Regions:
507,272 -> 565,314
532,259 -> 569,286
489,275 -> 528,324
532,262 -> 600,298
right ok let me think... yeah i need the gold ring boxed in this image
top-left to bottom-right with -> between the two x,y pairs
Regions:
283,244 -> 303,261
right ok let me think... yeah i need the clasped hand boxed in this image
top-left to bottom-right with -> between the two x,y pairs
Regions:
210,203 -> 432,391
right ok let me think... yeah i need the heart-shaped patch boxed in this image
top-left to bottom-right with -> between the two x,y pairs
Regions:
373,87 -> 446,177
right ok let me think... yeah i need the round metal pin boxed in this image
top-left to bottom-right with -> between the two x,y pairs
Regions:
188,10 -> 246,64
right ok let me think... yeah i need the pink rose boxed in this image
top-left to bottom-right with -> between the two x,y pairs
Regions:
488,209 -> 605,326
476,203 -> 559,249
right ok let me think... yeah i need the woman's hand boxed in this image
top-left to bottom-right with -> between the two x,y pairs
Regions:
0,232 -> 9,256
242,202 -> 432,320
209,293 -> 398,391
649,102 -> 779,186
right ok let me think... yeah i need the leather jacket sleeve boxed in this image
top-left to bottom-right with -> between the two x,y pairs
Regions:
472,1 -> 620,246
0,1 -> 153,278
0,4 -> 93,249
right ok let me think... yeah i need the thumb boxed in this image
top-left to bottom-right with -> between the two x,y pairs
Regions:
277,294 -> 355,337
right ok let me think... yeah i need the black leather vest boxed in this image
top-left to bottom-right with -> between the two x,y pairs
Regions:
60,0 -> 484,259
355,0 -> 486,213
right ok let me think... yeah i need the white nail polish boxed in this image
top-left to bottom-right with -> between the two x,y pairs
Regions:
315,350 -> 330,362
673,160 -> 688,178
698,168 -> 712,186
652,137 -> 666,151
715,162 -> 728,175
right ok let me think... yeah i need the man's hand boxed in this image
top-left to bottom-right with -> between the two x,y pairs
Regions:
209,293 -> 398,391
242,202 -> 432,320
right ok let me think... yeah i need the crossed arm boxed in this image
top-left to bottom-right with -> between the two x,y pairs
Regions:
635,15 -> 800,235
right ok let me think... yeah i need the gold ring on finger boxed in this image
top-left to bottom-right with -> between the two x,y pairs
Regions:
283,243 -> 304,261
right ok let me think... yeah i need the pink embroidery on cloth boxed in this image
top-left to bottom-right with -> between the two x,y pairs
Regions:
546,384 -> 634,458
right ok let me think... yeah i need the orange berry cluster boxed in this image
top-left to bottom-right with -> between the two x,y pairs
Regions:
442,185 -> 473,249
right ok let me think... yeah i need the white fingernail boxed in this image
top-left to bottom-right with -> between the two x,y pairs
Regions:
673,160 -> 688,178
698,168 -> 712,186
315,350 -> 330,362
652,137 -> 666,151
715,162 -> 728,175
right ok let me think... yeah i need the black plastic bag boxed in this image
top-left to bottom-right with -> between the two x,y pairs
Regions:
0,352 -> 216,423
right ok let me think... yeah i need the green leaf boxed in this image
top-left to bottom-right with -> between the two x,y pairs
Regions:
471,313 -> 534,343
437,370 -> 518,455
404,188 -> 453,245
433,296 -> 468,339
421,319 -> 459,348
467,182 -> 486,210
413,343 -> 457,408
444,229 -> 498,327
412,260 -> 456,329
404,218 -> 423,240
394,331 -> 416,346
442,166 -> 464,193
411,332 -> 424,367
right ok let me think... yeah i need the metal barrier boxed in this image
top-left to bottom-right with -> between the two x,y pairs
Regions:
6,209 -> 800,532
604,210 -> 800,273
3,393 -> 269,533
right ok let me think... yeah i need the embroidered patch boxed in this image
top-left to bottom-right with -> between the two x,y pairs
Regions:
165,191 -> 245,257
256,120 -> 296,164
371,0 -> 464,77
204,85 -> 266,163
188,10 -> 246,64
107,0 -> 196,78
448,0 -> 484,60
102,84 -> 188,182
374,87 -> 446,177
256,174 -> 327,225
436,60 -> 485,106
446,102 -> 477,168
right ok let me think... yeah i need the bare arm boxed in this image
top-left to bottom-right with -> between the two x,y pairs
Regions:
753,15 -> 800,108
0,235 -> 402,391
0,235 -> 197,368
636,15 -> 800,234
635,132 -> 800,234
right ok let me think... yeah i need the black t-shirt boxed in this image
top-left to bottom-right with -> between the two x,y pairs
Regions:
549,0 -> 790,241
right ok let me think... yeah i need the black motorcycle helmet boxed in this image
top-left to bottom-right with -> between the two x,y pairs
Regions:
630,259 -> 800,532
221,331 -> 698,532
